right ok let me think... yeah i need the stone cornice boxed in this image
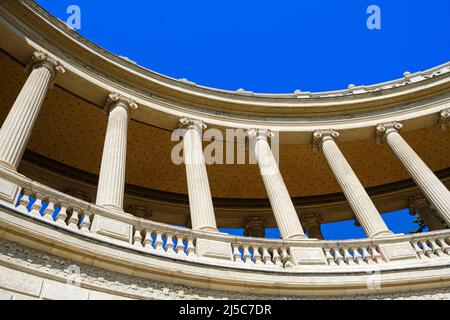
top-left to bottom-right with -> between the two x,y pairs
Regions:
0,0 -> 449,131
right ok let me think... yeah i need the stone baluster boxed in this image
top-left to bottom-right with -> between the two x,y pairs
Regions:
313,130 -> 393,238
324,248 -> 337,266
133,226 -> 143,248
55,202 -> 69,226
154,232 -> 164,252
96,93 -> 137,212
0,51 -> 65,170
253,246 -> 263,264
43,197 -> 57,221
186,237 -> 196,257
67,207 -> 82,230
29,193 -> 46,217
143,229 -> 153,249
376,122 -> 450,226
79,210 -> 92,232
361,246 -> 375,264
261,247 -> 272,265
247,129 -> 306,240
271,248 -> 283,267
165,233 -> 175,253
17,188 -> 34,212
233,245 -> 242,262
179,118 -> 217,232
175,235 -> 186,255
242,245 -> 252,263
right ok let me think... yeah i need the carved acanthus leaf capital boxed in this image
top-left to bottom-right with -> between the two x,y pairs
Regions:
312,129 -> 340,152
375,122 -> 403,144
178,117 -> 207,131
25,52 -> 65,89
26,51 -> 65,76
105,93 -> 138,115
439,108 -> 450,131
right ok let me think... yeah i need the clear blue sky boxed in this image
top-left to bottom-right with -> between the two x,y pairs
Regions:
35,0 -> 448,239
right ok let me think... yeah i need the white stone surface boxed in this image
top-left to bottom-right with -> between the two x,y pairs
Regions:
314,130 -> 392,238
248,129 -> 306,240
180,118 -> 217,232
377,122 -> 450,226
96,93 -> 136,211
195,238 -> 233,261
0,51 -> 64,170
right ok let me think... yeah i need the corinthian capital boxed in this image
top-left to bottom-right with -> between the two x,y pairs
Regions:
375,121 -> 403,144
439,109 -> 450,131
26,51 -> 65,76
105,92 -> 138,115
312,129 -> 340,152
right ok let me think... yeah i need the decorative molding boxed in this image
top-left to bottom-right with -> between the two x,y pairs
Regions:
25,51 -> 65,77
439,109 -> 450,131
178,117 -> 207,131
312,129 -> 340,152
375,121 -> 403,144
2,238 -> 450,300
104,92 -> 138,115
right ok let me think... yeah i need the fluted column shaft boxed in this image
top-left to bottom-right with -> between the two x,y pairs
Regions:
0,52 -> 64,170
95,94 -> 136,211
377,122 -> 450,225
180,118 -> 217,232
314,130 -> 392,238
248,129 -> 305,240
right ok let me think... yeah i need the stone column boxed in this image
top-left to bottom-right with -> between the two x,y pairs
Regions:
439,108 -> 450,131
409,196 -> 446,231
244,216 -> 266,238
313,130 -> 392,238
179,117 -> 217,232
0,51 -> 65,170
376,122 -> 450,226
95,93 -> 137,212
301,214 -> 324,239
247,129 -> 306,240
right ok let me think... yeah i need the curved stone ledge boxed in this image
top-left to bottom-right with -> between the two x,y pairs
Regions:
0,1 -> 449,132
1,167 -> 450,297
1,238 -> 450,300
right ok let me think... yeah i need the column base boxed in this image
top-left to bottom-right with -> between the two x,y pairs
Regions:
195,238 -> 233,261
0,161 -> 16,172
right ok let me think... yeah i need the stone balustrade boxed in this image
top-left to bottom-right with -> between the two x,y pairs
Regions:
3,166 -> 450,273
